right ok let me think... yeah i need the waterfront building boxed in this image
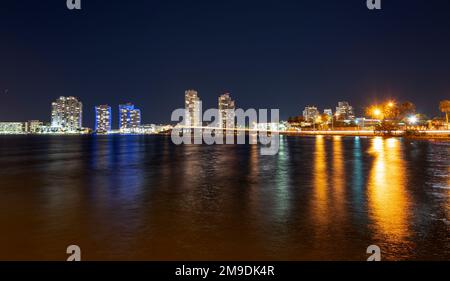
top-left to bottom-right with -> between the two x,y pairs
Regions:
38,123 -> 54,134
155,124 -> 173,133
135,124 -> 156,134
218,93 -> 235,128
355,118 -> 380,129
335,101 -> 355,121
119,103 -> 141,132
51,96 -> 83,132
303,106 -> 320,123
253,122 -> 287,132
95,105 -> 112,133
0,122 -> 25,134
185,90 -> 202,128
26,120 -> 43,133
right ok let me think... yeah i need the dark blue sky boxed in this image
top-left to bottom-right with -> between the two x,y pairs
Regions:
1,0 -> 449,128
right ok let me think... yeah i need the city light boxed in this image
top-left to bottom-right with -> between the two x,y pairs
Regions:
373,108 -> 381,117
1,95 -> 450,136
408,116 -> 418,124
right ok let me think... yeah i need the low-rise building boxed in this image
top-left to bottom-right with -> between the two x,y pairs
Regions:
27,120 -> 43,133
0,122 -> 26,134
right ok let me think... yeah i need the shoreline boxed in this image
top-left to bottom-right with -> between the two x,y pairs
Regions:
281,131 -> 450,141
1,131 -> 449,141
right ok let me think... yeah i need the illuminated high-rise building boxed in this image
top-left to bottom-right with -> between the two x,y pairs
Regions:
185,90 -> 201,127
95,105 -> 112,133
302,106 -> 320,122
218,93 -> 235,128
51,96 -> 83,131
119,103 -> 141,131
335,101 -> 355,121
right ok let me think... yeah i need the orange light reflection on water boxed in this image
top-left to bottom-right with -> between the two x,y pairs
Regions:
368,137 -> 411,244
313,136 -> 328,225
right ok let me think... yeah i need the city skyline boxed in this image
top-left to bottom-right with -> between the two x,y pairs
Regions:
1,86 -> 448,129
0,91 -> 448,133
0,1 -> 449,265
1,1 -> 450,128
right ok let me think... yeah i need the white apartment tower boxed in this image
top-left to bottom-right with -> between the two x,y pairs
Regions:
185,90 -> 202,128
95,105 -> 112,133
218,93 -> 235,128
51,96 -> 83,131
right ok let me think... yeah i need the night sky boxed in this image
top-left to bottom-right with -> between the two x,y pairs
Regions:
1,0 -> 449,128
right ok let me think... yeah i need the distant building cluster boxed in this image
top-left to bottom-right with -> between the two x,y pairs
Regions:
295,101 -> 358,129
302,101 -> 354,124
0,96 -> 171,135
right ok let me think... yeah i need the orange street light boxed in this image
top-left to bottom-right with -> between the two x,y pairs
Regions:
373,108 -> 381,117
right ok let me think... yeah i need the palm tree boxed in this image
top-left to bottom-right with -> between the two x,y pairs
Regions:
439,100 -> 450,129
398,101 -> 416,120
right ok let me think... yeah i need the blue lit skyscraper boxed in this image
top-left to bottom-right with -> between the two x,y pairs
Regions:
119,103 -> 141,132
95,105 -> 112,133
